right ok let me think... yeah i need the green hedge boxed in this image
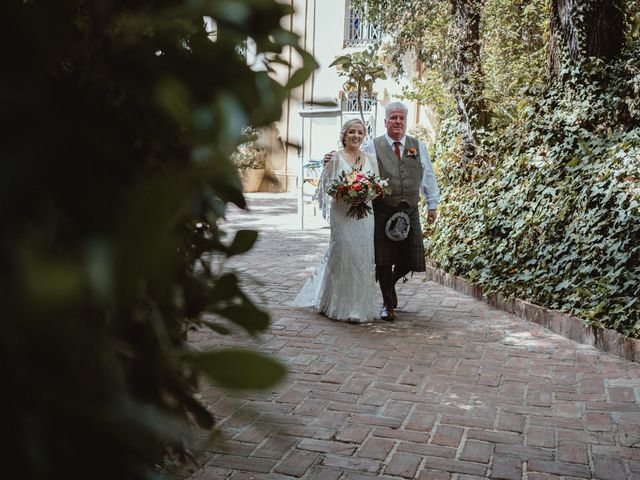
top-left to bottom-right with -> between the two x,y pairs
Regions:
1,1 -> 315,478
424,45 -> 640,337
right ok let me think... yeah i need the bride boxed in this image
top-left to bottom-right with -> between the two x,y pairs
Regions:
293,119 -> 380,323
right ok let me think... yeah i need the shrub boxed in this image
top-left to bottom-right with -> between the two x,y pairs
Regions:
232,127 -> 268,170
424,44 -> 640,336
0,1 -> 315,478
232,146 -> 268,170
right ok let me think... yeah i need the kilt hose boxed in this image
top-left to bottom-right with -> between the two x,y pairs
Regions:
373,202 -> 426,272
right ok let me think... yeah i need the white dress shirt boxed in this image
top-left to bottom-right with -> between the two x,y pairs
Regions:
361,134 -> 440,209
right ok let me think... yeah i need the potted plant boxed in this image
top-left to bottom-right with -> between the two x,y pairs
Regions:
232,128 -> 267,192
330,47 -> 386,130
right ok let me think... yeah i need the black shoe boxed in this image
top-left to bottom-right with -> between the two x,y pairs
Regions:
391,286 -> 398,309
380,305 -> 395,322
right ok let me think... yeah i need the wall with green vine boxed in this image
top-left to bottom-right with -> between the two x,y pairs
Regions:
424,46 -> 640,336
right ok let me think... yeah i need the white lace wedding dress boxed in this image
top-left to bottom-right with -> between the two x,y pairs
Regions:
292,150 -> 380,323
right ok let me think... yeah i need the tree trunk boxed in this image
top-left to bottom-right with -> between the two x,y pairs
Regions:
547,0 -> 624,79
356,84 -> 366,130
450,0 -> 488,163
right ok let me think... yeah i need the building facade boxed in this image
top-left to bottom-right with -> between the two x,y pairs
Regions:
266,0 -> 431,192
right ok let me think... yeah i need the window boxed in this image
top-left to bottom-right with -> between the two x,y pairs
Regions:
344,1 -> 381,47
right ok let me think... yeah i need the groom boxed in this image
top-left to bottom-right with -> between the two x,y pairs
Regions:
361,102 -> 440,321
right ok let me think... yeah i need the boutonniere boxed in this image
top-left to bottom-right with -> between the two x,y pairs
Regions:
406,147 -> 418,158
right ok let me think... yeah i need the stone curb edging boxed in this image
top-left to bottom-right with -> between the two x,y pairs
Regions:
425,265 -> 640,363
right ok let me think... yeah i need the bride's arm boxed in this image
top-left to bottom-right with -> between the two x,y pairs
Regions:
321,152 -> 339,190
367,152 -> 381,177
315,151 -> 339,219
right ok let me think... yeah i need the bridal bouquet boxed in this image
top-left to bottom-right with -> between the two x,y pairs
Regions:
326,168 -> 390,219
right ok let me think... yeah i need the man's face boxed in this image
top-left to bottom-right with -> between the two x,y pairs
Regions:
384,108 -> 407,140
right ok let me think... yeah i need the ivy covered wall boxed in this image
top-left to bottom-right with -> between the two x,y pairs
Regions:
425,46 -> 640,336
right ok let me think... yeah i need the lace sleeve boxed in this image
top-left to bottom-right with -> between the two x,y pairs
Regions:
365,152 -> 380,177
314,153 -> 338,221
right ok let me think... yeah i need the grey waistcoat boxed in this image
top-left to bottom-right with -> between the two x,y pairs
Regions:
373,135 -> 423,209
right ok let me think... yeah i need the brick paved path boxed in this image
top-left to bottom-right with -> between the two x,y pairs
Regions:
182,193 -> 640,480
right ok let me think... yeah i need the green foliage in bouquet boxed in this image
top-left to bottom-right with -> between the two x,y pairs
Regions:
424,44 -> 640,336
0,1 -> 316,479
327,167 -> 390,219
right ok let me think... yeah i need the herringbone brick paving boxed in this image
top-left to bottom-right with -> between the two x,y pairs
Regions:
180,193 -> 640,480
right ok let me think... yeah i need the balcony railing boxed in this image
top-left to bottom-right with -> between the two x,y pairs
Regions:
344,7 -> 381,47
341,91 -> 377,114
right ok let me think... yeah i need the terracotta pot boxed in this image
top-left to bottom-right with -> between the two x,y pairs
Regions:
239,168 -> 266,192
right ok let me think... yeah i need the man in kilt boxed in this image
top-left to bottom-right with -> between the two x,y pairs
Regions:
362,102 -> 440,321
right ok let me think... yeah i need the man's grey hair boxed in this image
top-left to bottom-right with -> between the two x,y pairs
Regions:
385,102 -> 408,118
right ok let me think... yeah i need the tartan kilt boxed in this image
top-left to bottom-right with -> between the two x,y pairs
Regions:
373,203 -> 426,271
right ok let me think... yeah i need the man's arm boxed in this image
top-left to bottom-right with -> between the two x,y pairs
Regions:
324,139 -> 375,164
418,141 -> 440,223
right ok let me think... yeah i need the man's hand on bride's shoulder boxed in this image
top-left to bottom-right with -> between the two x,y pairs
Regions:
323,151 -> 335,165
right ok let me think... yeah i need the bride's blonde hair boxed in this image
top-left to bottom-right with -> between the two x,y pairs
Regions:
340,119 -> 366,147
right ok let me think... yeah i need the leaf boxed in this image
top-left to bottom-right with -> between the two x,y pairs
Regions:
201,320 -> 232,335
286,67 -> 311,90
181,393 -> 214,429
209,273 -> 241,302
226,230 -> 258,257
329,55 -> 351,67
286,50 -> 319,89
214,304 -> 270,334
187,349 -> 286,390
